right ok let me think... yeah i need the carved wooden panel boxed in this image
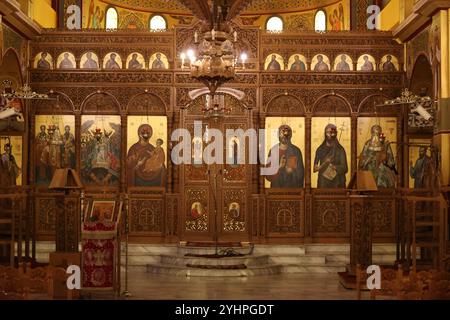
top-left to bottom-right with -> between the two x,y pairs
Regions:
33,91 -> 75,114
35,197 -> 56,236
166,194 -> 179,236
184,122 -> 208,182
261,73 -> 404,86
185,188 -> 209,232
350,197 -> 372,269
223,122 -> 248,183
129,198 -> 164,234
81,92 -> 121,114
312,199 -> 349,237
266,197 -> 303,236
266,94 -> 305,115
222,188 -> 246,233
312,94 -> 351,116
31,71 -> 173,85
370,199 -> 396,238
127,92 -> 166,114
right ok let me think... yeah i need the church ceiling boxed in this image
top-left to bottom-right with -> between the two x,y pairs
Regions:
100,0 -> 341,16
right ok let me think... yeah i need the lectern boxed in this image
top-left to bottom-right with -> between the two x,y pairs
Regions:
347,171 -> 378,276
48,169 -> 83,267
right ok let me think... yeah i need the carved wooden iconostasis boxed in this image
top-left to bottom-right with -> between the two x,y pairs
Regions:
21,20 -> 424,246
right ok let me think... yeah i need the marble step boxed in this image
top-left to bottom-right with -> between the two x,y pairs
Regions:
253,245 -> 306,255
269,255 -> 326,265
282,264 -> 347,274
176,245 -> 254,256
304,244 -> 397,255
146,263 -> 283,277
160,254 -> 270,267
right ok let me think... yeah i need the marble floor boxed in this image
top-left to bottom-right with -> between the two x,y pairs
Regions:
105,272 -> 371,300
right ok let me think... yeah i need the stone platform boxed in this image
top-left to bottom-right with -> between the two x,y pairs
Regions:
32,242 -> 398,277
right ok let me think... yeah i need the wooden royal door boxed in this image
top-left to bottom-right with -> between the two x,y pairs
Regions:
179,95 -> 252,243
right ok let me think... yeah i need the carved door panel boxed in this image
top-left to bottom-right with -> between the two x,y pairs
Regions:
180,117 -> 252,242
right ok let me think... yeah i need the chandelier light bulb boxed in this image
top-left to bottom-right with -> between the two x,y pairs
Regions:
187,49 -> 194,58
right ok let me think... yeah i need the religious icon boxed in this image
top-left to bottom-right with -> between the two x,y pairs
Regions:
357,55 -> 376,71
265,54 -> 283,71
313,124 -> 348,188
81,52 -> 99,69
358,124 -> 396,188
192,136 -> 203,166
228,136 -> 240,166
288,54 -> 307,71
81,116 -> 121,186
127,53 -> 145,70
409,145 -> 433,189
380,54 -> 398,72
86,0 -> 104,29
35,52 -> 53,69
0,137 -> 22,187
89,200 -> 116,222
228,202 -> 240,219
334,54 -> 352,71
103,53 -> 122,69
312,54 -> 330,72
265,124 -> 304,188
149,52 -> 168,69
35,116 -> 75,185
57,52 -> 76,69
126,124 -> 166,187
329,4 -> 344,31
190,202 -> 204,220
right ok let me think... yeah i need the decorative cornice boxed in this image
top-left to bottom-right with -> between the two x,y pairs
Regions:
393,0 -> 450,42
0,0 -> 42,39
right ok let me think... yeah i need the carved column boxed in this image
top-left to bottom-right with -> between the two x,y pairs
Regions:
351,112 -> 358,175
304,112 -> 312,242
172,112 -> 180,194
120,112 -> 127,193
258,112 -> 266,192
29,104 -> 36,185
252,111 -> 260,195
305,112 -> 312,190
74,110 -> 82,176
349,194 -> 373,275
167,112 -> 174,193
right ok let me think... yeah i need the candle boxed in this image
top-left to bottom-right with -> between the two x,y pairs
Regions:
211,29 -> 215,41
194,31 -> 198,43
241,53 -> 248,69
180,52 -> 186,69
233,30 -> 237,42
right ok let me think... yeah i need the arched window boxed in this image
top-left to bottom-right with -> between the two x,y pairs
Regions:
266,16 -> 283,32
105,7 -> 118,29
314,10 -> 326,32
150,15 -> 167,31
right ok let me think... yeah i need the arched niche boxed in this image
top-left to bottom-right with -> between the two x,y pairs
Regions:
312,94 -> 351,116
357,94 -> 392,115
33,91 -> 75,114
126,92 -> 167,115
81,91 -> 121,114
266,94 -> 305,115
409,54 -> 433,99
0,48 -> 23,88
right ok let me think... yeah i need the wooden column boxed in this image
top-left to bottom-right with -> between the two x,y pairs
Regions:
349,194 -> 373,275
167,112 -> 174,193
120,112 -> 127,193
351,113 -> 358,174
